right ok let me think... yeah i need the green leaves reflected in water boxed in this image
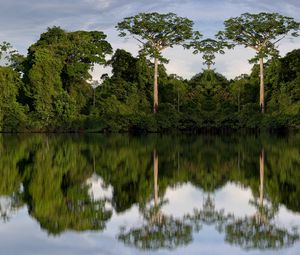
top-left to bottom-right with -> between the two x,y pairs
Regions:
119,205 -> 193,250
0,134 -> 299,250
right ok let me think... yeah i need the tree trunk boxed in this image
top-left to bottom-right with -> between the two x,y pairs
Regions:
259,57 -> 264,113
153,57 -> 158,113
153,149 -> 158,207
259,148 -> 264,208
256,148 -> 266,224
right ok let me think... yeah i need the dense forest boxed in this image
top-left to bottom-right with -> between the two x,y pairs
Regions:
0,12 -> 299,133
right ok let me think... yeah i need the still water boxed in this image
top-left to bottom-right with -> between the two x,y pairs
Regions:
0,134 -> 299,255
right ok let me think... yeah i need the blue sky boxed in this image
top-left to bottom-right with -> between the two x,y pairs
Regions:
0,0 -> 299,79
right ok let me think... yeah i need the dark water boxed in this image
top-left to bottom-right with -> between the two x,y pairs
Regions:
0,134 -> 299,255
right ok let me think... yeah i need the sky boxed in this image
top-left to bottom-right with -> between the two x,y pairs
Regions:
0,0 -> 300,79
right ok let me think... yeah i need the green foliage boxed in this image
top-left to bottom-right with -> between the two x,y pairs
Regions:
0,42 -> 20,66
117,12 -> 196,60
187,38 -> 231,69
24,48 -> 64,129
117,12 -> 198,114
119,207 -> 193,250
18,27 -> 112,130
225,217 -> 299,250
217,12 -> 300,61
0,67 -> 27,131
0,13 -> 299,132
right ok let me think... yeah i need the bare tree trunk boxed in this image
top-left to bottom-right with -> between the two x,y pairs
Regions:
256,148 -> 266,224
259,148 -> 264,208
153,57 -> 158,113
259,57 -> 264,113
153,149 -> 158,207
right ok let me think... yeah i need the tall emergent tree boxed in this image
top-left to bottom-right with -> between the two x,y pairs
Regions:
217,12 -> 299,113
117,12 -> 198,113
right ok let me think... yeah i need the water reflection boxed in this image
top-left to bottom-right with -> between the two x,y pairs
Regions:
224,148 -> 299,250
118,149 -> 193,250
0,134 -> 299,253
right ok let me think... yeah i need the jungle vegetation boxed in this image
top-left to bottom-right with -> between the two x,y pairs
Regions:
0,12 -> 299,132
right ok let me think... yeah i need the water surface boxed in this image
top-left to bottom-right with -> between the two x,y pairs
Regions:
0,134 -> 299,255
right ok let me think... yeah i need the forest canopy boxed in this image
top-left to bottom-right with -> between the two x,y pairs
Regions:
0,12 -> 299,132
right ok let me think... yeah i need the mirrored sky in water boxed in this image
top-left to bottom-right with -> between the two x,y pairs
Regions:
0,182 -> 299,255
0,134 -> 299,254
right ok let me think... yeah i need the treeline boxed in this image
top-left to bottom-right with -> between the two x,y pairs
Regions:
91,48 -> 300,132
0,15 -> 299,132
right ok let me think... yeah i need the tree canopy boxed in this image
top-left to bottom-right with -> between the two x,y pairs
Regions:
188,38 -> 230,70
217,12 -> 299,61
117,12 -> 197,60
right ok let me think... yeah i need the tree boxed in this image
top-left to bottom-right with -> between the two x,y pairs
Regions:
188,38 -> 229,70
224,149 -> 300,250
0,67 -> 27,131
118,149 -> 193,250
22,27 -> 112,129
18,136 -> 113,235
0,42 -> 16,65
117,12 -> 198,113
217,12 -> 300,113
0,41 -> 24,69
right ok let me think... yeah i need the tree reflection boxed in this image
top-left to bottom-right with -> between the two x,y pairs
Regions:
224,149 -> 299,250
24,137 -> 112,235
0,135 -> 112,234
185,193 -> 233,233
0,194 -> 22,222
118,149 -> 193,250
0,135 -> 27,222
0,134 -> 299,250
